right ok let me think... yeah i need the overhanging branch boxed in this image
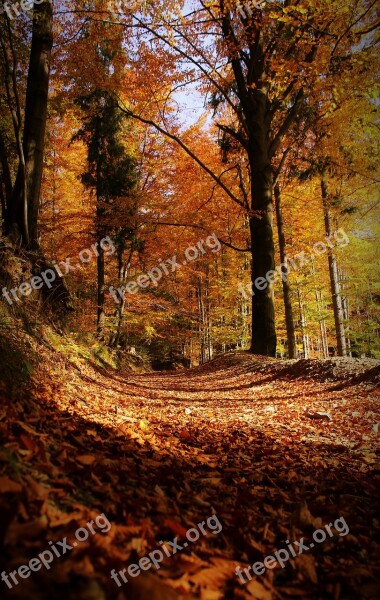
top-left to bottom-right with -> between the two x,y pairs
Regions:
154,222 -> 250,252
117,99 -> 247,210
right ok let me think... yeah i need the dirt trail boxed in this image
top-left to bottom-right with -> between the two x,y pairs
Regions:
1,352 -> 379,599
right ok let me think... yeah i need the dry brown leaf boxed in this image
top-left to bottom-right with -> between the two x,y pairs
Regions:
77,454 -> 96,466
297,554 -> 318,584
0,475 -> 22,493
5,515 -> 49,545
293,501 -> 323,529
128,573 -> 191,599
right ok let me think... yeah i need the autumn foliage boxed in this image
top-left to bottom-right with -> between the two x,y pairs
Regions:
0,2 -> 379,598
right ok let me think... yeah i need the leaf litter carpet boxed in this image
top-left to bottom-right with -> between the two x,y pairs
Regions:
0,352 -> 379,600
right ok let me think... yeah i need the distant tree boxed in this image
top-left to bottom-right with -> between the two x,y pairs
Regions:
74,90 -> 138,333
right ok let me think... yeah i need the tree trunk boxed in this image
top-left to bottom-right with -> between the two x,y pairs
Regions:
0,18 -> 28,243
0,179 -> 6,234
205,267 -> 212,361
11,0 -> 53,249
114,292 -> 125,346
316,290 -> 329,359
97,242 -> 105,334
297,288 -> 309,359
197,278 -> 206,364
274,184 -> 297,358
248,101 -> 277,357
341,269 -> 351,354
113,248 -> 133,347
0,133 -> 13,233
321,169 -> 347,357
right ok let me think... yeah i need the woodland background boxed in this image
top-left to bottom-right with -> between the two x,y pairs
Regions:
0,0 -> 379,368
0,3 -> 380,600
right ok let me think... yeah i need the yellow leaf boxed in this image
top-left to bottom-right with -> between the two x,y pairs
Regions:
140,419 -> 149,431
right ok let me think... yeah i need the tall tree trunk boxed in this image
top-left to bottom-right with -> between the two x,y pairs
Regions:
315,290 -> 329,359
249,108 -> 277,357
11,0 -> 53,249
113,247 -> 133,347
274,184 -> 297,358
297,288 -> 309,359
96,183 -> 105,334
204,266 -> 212,361
197,278 -> 206,364
0,132 -> 13,233
97,242 -> 105,334
1,3 -> 71,313
341,269 -> 351,354
0,178 -> 6,233
321,168 -> 347,357
0,16 -> 28,242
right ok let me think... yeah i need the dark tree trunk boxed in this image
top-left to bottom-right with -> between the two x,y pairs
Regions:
274,184 -> 297,358
0,16 -> 28,242
197,278 -> 207,364
0,180 -> 6,234
11,0 -> 53,249
0,133 -> 13,233
321,169 -> 347,357
249,169 -> 276,356
248,97 -> 277,357
97,242 -> 105,334
1,2 -> 72,313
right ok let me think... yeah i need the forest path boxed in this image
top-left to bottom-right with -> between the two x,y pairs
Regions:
2,352 -> 380,599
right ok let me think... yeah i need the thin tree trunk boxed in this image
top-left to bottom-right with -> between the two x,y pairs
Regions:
0,177 -> 5,233
97,242 -> 105,334
0,132 -> 13,232
198,278 -> 206,364
321,168 -> 347,356
318,310 -> 329,359
341,269 -> 351,354
274,184 -> 297,358
205,267 -> 213,361
316,291 -> 329,359
96,187 -> 106,334
297,288 -> 309,359
113,248 -> 133,347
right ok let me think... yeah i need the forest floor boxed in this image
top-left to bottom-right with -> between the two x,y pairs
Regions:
0,334 -> 379,600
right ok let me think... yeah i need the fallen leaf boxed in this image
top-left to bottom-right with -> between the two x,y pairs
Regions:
0,475 -> 22,493
77,454 -> 96,466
